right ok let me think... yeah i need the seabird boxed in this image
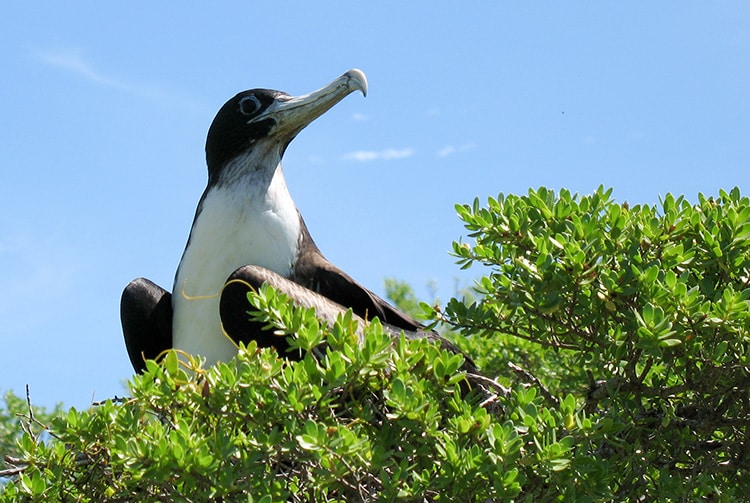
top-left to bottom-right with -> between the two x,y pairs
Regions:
121,69 -> 430,372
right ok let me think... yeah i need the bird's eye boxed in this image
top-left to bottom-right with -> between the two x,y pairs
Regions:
239,95 -> 262,116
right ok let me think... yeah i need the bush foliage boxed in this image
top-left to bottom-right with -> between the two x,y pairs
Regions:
2,186 -> 749,501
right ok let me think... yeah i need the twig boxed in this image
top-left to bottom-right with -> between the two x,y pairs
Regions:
466,372 -> 511,397
0,464 -> 28,478
25,385 -> 34,424
1,455 -> 28,478
507,362 -> 559,408
18,384 -> 35,438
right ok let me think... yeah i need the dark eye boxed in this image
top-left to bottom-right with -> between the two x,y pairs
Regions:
239,95 -> 262,116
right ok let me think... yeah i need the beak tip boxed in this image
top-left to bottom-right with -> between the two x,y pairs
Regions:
345,68 -> 368,97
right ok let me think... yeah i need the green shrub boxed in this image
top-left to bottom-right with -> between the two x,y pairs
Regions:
1,304 -> 524,502
439,186 -> 750,500
2,186 -> 748,501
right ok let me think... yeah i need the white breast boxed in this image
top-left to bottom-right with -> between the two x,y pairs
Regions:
172,166 -> 301,365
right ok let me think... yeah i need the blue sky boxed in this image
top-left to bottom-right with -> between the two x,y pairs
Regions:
2,3 -> 748,410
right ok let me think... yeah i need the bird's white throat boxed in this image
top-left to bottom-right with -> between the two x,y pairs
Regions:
172,163 -> 301,365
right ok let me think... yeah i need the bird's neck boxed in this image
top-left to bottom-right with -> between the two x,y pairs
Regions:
212,143 -> 282,191
176,157 -> 302,298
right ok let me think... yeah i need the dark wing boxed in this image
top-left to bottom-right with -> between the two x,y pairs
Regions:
221,265 -> 387,359
291,221 -> 424,332
120,278 -> 173,373
221,265 -> 481,376
220,266 -> 301,359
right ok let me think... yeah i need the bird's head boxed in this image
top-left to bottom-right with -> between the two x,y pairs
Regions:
205,69 -> 367,184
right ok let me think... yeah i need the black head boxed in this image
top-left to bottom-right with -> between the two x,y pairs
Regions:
205,89 -> 289,182
204,70 -> 368,185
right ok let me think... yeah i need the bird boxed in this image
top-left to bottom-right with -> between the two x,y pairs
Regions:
121,69 -> 433,373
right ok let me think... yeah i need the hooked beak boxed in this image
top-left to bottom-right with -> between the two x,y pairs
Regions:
263,69 -> 367,140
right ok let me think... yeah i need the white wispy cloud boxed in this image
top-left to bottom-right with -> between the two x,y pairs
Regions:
351,113 -> 369,121
342,148 -> 415,162
437,145 -> 456,157
34,48 -> 206,111
436,143 -> 477,157
37,49 -> 129,90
